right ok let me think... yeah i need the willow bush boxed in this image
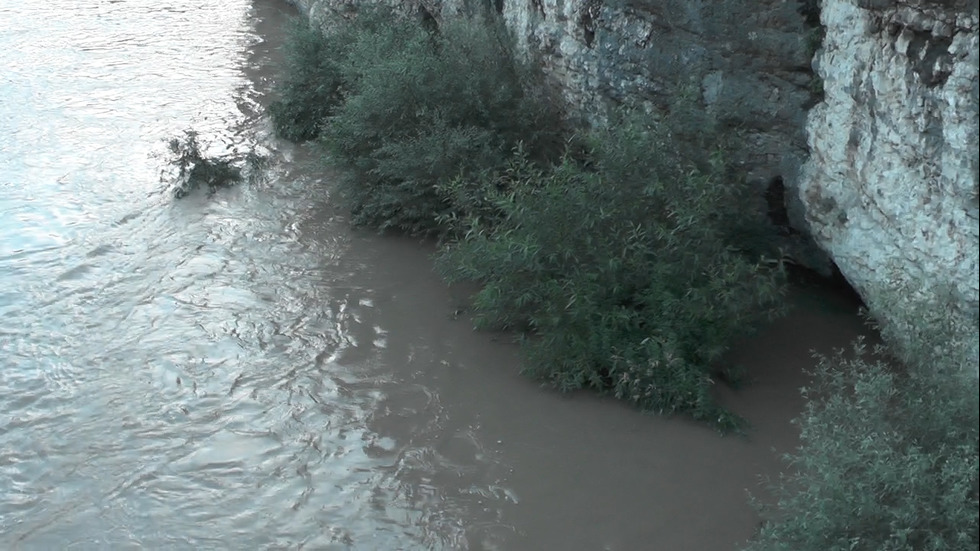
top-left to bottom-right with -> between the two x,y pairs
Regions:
746,295 -> 979,550
271,10 -> 787,428
269,8 -> 563,234
268,16 -> 358,142
438,114 -> 785,429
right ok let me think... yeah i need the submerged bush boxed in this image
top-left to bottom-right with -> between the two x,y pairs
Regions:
746,296 -> 979,550
438,113 -> 785,429
166,131 -> 242,198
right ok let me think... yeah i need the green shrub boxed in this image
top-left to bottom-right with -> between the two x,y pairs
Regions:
746,297 -> 979,551
268,16 -> 363,142
319,13 -> 563,234
438,112 -> 785,429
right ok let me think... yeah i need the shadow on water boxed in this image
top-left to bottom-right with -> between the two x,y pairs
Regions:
318,222 -> 873,550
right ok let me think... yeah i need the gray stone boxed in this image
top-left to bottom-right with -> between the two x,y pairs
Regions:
801,0 -> 978,365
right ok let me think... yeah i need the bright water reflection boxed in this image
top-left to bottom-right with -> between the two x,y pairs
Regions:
0,0 -> 447,547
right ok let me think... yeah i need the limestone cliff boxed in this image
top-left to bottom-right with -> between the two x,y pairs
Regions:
801,0 -> 978,340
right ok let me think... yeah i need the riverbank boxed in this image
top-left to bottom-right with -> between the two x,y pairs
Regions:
264,3 -> 978,549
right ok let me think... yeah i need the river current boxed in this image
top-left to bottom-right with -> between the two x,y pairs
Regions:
0,1 -> 867,549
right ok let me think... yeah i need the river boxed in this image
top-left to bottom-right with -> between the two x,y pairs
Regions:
0,1 -> 868,549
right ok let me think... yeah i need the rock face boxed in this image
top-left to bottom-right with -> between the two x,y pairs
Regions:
801,0 -> 979,331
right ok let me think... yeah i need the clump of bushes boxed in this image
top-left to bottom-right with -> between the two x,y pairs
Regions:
270,8 -> 563,234
438,113 -> 784,429
746,295 -> 979,550
268,16 -> 364,142
270,9 -> 786,427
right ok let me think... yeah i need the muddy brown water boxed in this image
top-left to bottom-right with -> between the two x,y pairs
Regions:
0,0 -> 868,549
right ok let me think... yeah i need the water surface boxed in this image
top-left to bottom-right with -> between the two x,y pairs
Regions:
0,1 -> 867,548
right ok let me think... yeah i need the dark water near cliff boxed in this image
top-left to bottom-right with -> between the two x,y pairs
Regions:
0,1 -> 867,549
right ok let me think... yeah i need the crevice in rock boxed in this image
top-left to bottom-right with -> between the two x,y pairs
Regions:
580,0 -> 601,48
418,3 -> 438,32
904,28 -> 954,87
798,0 -> 821,27
827,262 -> 867,308
785,259 -> 868,310
798,0 -> 826,107
531,0 -> 546,19
765,176 -> 797,234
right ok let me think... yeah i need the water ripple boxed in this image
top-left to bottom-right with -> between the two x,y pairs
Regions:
0,2 -> 848,549
0,0 -> 467,548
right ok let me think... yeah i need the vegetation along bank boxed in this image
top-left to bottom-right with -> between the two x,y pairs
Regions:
269,3 -> 979,549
